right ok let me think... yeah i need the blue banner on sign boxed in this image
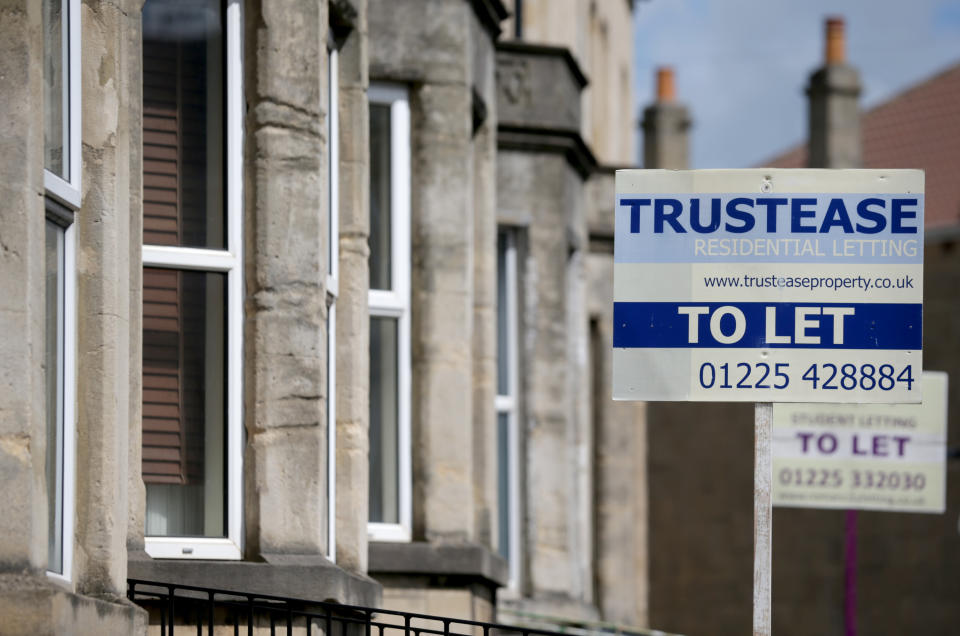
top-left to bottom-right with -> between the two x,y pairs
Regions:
613,302 -> 922,349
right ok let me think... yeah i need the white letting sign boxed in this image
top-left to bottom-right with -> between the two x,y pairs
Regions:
612,169 -> 924,402
771,371 -> 947,513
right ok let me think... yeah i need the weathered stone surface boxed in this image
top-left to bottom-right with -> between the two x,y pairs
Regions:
129,553 -> 382,607
369,0 -> 481,543
471,32 -> 498,547
249,427 -> 326,555
334,0 -> 371,574
369,0 -> 470,84
0,574 -> 146,636
641,102 -> 691,170
248,0 -> 326,117
584,246 -> 648,627
74,0 -> 138,598
807,64 -> 862,169
497,147 -> 595,609
369,542 -> 508,586
379,576 -> 496,624
0,0 -> 45,573
584,169 -> 615,239
244,0 -> 332,560
125,0 -> 146,558
496,43 -> 584,134
504,0 -> 636,165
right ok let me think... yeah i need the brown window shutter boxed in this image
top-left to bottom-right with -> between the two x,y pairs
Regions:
143,268 -> 186,484
143,38 -> 180,247
142,37 -> 208,486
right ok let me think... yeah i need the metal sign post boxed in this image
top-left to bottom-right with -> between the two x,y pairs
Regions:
754,403 -> 773,636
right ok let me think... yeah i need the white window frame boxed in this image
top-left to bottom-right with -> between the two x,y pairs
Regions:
325,39 -> 339,563
43,0 -> 82,209
142,0 -> 244,561
43,0 -> 80,583
495,228 -> 521,589
367,84 -> 412,543
44,220 -> 77,584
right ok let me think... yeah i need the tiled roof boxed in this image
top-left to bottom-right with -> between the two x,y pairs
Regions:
760,62 -> 960,229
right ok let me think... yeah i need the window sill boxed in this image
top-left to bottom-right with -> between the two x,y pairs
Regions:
128,551 -> 381,607
367,541 -> 509,588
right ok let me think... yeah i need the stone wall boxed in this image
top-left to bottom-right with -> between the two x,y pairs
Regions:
495,41 -> 596,622
0,0 -> 147,631
366,0 -> 508,615
585,170 -> 648,628
0,0 -> 649,631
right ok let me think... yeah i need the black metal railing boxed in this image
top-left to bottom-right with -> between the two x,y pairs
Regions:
128,579 -> 600,636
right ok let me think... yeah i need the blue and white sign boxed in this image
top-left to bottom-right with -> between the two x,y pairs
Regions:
613,169 -> 924,402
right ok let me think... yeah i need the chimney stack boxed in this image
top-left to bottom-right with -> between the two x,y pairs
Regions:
656,67 -> 676,102
807,17 -> 862,168
825,17 -> 845,64
641,67 -> 691,169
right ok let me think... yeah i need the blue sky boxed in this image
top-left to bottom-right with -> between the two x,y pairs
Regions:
633,0 -> 960,167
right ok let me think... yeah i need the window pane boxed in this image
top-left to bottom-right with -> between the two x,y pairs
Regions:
45,222 -> 64,572
369,316 -> 399,523
369,104 -> 392,290
143,268 -> 226,537
496,232 -> 510,396
142,0 -> 224,249
43,0 -> 67,179
327,49 -> 336,279
497,412 -> 510,562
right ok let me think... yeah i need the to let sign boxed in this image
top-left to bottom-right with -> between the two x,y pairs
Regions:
612,169 -> 924,402
771,371 -> 947,513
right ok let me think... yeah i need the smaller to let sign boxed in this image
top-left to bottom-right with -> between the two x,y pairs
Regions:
772,371 -> 947,513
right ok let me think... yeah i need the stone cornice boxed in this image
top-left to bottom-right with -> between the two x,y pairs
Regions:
497,125 -> 597,179
496,41 -> 588,88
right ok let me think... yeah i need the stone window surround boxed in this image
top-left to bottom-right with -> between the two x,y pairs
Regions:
367,82 -> 413,544
42,0 -> 80,585
141,0 -> 244,561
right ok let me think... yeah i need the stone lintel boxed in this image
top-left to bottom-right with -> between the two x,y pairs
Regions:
127,553 -> 381,607
497,126 -> 596,180
368,542 -> 508,588
468,0 -> 510,40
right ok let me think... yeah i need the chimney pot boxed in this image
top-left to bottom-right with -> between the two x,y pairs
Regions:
825,17 -> 846,64
656,67 -> 676,102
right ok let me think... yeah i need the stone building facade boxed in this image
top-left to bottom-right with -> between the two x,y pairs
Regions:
0,1 -> 650,633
